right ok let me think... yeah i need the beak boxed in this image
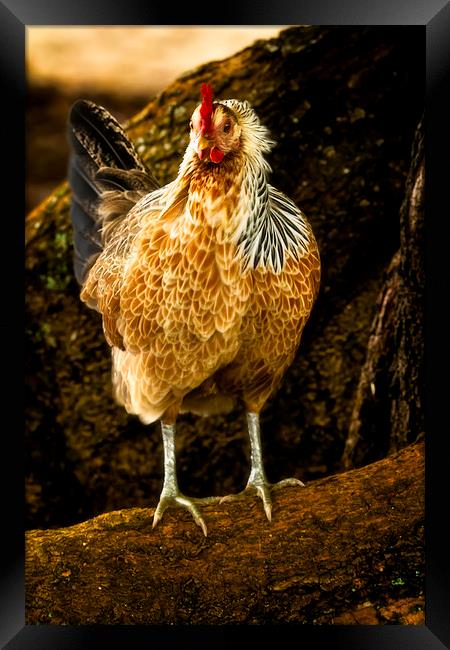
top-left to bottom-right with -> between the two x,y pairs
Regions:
196,134 -> 210,159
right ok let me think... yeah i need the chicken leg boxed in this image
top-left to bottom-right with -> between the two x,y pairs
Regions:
152,421 -> 210,536
221,411 -> 304,520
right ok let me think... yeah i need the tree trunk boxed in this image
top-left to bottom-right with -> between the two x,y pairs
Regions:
391,118 -> 425,449
342,117 -> 424,470
26,442 -> 424,625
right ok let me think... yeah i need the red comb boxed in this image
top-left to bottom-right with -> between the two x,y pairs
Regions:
199,83 -> 214,135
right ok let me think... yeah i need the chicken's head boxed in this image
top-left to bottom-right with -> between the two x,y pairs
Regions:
190,83 -> 241,164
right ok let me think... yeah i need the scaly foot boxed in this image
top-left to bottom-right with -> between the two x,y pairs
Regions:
220,477 -> 304,522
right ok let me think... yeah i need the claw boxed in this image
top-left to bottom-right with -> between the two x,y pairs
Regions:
255,483 -> 272,522
152,505 -> 164,530
192,510 -> 208,537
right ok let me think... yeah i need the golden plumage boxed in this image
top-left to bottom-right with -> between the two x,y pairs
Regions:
81,150 -> 320,424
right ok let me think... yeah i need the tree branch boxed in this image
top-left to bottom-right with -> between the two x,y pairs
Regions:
26,441 -> 424,625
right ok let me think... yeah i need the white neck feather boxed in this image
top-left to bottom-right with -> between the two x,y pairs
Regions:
220,99 -> 312,273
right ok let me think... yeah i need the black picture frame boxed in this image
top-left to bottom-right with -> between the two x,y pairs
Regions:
3,0 -> 450,647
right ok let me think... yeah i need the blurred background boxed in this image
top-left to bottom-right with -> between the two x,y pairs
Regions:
26,26 -> 285,213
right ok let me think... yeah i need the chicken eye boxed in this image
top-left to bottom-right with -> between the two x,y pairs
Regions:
223,120 -> 231,134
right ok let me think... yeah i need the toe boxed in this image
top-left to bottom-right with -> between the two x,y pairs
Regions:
152,493 -> 208,536
272,477 -> 305,491
218,477 -> 303,521
152,498 -> 168,529
219,493 -> 240,505
255,484 -> 272,522
175,496 -> 208,536
219,483 -> 273,521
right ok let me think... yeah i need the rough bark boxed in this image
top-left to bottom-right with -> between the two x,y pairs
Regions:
342,117 -> 424,469
25,26 -> 424,530
26,442 -> 424,625
391,119 -> 425,449
342,251 -> 401,468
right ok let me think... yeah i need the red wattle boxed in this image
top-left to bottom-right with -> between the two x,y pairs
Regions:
210,147 -> 224,163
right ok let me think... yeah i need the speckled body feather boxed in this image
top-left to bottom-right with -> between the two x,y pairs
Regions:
71,94 -> 320,426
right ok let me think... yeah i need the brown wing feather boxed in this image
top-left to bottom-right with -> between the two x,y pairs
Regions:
80,191 -> 158,349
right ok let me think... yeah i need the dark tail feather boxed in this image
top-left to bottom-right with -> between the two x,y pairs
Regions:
67,99 -> 159,285
69,99 -> 150,172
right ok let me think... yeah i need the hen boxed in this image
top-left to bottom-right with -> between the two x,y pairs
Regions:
68,83 -> 320,535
